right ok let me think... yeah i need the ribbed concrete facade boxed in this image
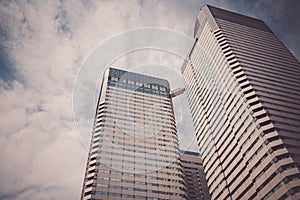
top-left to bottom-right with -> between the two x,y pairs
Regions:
182,5 -> 300,200
81,68 -> 186,200
180,151 -> 210,200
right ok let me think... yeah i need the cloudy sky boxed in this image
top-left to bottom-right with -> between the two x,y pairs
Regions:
0,0 -> 299,199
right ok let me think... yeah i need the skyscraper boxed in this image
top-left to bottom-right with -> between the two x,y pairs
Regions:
182,5 -> 300,200
180,150 -> 210,200
81,67 -> 186,200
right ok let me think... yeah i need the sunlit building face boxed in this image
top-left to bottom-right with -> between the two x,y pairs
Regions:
182,5 -> 300,200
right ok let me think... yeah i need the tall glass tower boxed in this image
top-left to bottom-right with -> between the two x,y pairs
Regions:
81,67 -> 186,200
182,5 -> 300,200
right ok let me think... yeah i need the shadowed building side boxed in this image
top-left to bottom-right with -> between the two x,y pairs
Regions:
180,150 -> 210,200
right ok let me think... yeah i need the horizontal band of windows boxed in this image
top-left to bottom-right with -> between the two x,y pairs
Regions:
106,86 -> 170,103
260,98 -> 300,113
92,127 -> 177,139
233,47 -> 299,70
96,120 -> 176,133
91,143 -> 180,157
94,183 -> 183,191
104,97 -> 172,114
94,123 -> 176,135
88,190 -> 185,199
94,141 -> 179,155
248,75 -> 300,96
278,186 -> 300,200
250,82 -> 300,99
105,95 -> 172,112
107,81 -> 169,98
215,16 -> 272,33
237,55 -> 300,75
92,129 -> 178,142
91,164 -> 181,178
90,167 -> 182,182
254,164 -> 299,198
108,76 -> 169,91
224,34 -> 294,61
99,134 -> 178,146
90,159 -> 183,178
106,87 -> 171,105
90,149 -> 179,164
241,63 -> 300,87
87,163 -> 181,176
99,103 -> 175,121
98,113 -> 175,128
108,68 -> 169,88
91,140 -> 178,156
91,166 -> 183,179
219,24 -> 290,53
262,102 -> 300,116
255,90 -> 300,108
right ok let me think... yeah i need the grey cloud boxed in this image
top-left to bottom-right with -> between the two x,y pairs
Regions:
54,0 -> 72,37
259,0 -> 300,60
0,185 -> 61,200
0,47 -> 17,82
0,1 -> 34,42
0,2 -> 32,84
80,0 -> 94,9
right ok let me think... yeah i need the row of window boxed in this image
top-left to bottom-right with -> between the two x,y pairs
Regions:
88,168 -> 183,181
93,175 -> 184,185
98,111 -> 174,128
106,86 -> 170,103
93,184 -> 183,194
93,136 -> 178,150
106,89 -> 171,108
108,68 -> 169,89
92,141 -> 178,156
88,190 -> 184,199
91,143 -> 180,159
93,127 -> 177,141
108,80 -> 168,97
101,102 -> 175,121
88,162 -> 182,174
91,144 -> 179,160
92,154 -> 178,169
93,128 -> 178,143
104,95 -> 172,114
94,123 -> 176,136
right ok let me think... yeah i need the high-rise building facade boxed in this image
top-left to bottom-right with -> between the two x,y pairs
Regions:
81,67 -> 186,200
180,150 -> 210,200
182,5 -> 300,200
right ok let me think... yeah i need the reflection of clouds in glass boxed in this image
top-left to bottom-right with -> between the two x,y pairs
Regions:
113,63 -> 198,151
73,28 -> 194,151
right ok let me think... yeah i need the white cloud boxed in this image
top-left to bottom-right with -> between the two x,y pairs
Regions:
0,79 -> 86,199
0,0 -> 202,198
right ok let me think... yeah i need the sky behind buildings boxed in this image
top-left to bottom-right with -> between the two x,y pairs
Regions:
0,0 -> 299,199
